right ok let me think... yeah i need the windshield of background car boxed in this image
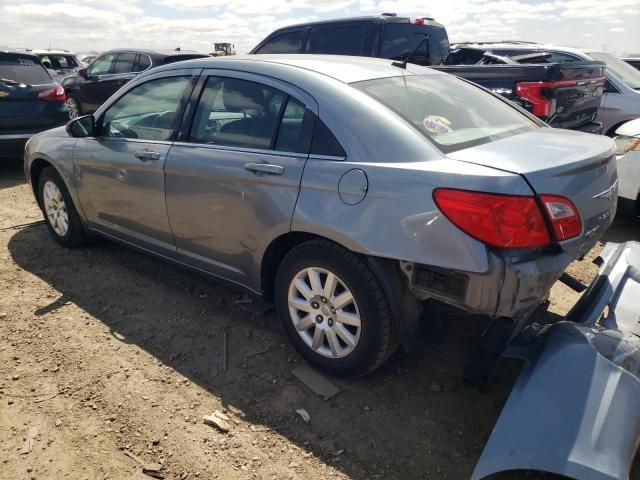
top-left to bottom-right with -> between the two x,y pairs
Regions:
589,52 -> 640,90
0,54 -> 52,85
380,23 -> 450,66
352,75 -> 536,153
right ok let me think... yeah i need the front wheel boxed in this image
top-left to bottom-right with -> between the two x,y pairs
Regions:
38,166 -> 90,248
275,239 -> 397,377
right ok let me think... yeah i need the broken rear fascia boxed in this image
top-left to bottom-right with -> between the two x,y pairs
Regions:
473,241 -> 640,480
402,245 -> 573,320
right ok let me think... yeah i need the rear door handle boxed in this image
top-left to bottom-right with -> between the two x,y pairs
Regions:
244,163 -> 284,175
134,150 -> 161,161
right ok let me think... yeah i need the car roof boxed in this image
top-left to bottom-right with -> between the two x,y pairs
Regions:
271,14 -> 445,30
0,49 -> 39,59
103,48 -> 205,57
452,42 -> 594,58
152,54 -> 447,84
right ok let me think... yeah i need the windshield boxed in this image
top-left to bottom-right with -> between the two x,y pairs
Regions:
589,52 -> 640,90
352,75 -> 536,153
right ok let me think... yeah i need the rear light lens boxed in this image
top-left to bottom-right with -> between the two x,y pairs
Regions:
516,77 -> 606,118
539,195 -> 582,241
411,17 -> 425,25
433,189 -> 551,248
38,84 -> 66,102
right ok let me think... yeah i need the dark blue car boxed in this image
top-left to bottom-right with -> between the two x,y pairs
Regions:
0,50 -> 68,159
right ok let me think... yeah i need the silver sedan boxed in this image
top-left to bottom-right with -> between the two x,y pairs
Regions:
24,55 -> 617,377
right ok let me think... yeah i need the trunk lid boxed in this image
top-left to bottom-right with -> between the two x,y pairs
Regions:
448,128 -> 618,256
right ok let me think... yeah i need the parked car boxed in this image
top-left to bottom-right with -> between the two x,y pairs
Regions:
623,57 -> 640,70
614,118 -> 640,218
450,42 -> 640,136
25,54 -> 618,376
78,53 -> 99,66
251,15 -> 607,133
31,49 -> 83,83
61,48 -> 209,119
0,49 -> 68,159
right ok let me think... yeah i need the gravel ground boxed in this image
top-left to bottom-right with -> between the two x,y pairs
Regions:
0,159 -> 638,480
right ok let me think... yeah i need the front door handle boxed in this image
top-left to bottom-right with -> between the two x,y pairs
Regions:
244,163 -> 284,175
134,150 -> 161,161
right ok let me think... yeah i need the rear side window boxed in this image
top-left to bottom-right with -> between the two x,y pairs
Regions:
135,54 -> 152,72
353,75 -> 535,153
311,119 -> 346,157
256,30 -> 305,54
189,76 -> 285,149
113,53 -> 136,74
38,54 -> 78,70
0,55 -> 51,84
274,97 -> 310,153
380,24 -> 450,65
307,25 -> 365,56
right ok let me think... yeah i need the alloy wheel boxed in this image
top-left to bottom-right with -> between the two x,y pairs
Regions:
66,97 -> 79,119
287,267 -> 362,358
43,180 -> 69,237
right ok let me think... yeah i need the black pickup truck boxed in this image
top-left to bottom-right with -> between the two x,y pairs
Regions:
251,15 -> 605,133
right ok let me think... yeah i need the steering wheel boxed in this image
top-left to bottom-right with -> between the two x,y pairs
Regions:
151,111 -> 175,129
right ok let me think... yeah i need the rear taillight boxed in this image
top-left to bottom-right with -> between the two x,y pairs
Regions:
516,77 -> 606,118
433,189 -> 551,248
434,189 -> 582,249
38,84 -> 66,102
539,195 -> 582,241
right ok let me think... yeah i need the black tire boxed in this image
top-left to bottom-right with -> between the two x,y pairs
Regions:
38,166 -> 90,248
275,239 -> 397,377
66,95 -> 82,119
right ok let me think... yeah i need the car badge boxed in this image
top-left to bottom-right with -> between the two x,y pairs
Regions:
593,179 -> 618,201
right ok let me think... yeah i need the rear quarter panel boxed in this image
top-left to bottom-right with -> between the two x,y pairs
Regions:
293,158 -> 534,273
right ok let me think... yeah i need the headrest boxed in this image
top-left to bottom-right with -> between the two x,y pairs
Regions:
223,80 -> 264,111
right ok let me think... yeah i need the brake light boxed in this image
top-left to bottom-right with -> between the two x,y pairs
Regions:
433,189 -> 551,248
38,84 -> 66,102
539,195 -> 582,241
516,77 -> 606,117
411,17 -> 425,25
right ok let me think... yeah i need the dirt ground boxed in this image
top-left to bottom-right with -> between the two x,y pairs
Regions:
0,159 -> 638,480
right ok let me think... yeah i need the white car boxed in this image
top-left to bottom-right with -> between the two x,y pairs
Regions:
31,49 -> 83,83
615,118 -> 640,219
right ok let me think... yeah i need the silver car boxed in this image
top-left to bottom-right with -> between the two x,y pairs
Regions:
24,55 -> 618,377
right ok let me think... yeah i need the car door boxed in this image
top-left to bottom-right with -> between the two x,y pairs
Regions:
80,52 -> 131,113
164,71 -> 317,290
74,69 -> 198,256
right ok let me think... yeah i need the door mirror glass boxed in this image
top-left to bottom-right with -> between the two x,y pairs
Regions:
66,115 -> 95,138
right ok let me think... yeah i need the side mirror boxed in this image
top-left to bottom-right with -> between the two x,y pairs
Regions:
78,68 -> 88,79
66,115 -> 95,138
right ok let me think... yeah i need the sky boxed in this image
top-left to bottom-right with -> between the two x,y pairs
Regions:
1,0 -> 639,56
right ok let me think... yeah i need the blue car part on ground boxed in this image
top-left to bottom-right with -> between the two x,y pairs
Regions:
473,241 -> 640,480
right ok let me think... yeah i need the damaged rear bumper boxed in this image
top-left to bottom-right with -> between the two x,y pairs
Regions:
473,241 -> 640,480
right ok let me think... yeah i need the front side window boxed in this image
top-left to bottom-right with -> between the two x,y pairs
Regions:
99,76 -> 190,141
353,75 -> 536,153
256,30 -> 305,54
189,76 -> 286,149
307,25 -> 365,56
88,53 -> 116,76
113,53 -> 136,74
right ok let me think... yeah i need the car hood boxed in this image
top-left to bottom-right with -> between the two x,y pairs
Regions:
448,128 -> 617,258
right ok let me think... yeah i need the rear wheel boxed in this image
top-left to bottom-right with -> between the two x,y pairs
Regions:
38,166 -> 90,248
275,239 -> 397,377
66,96 -> 82,119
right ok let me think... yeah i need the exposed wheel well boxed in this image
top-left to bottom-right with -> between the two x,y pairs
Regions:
29,158 -> 54,205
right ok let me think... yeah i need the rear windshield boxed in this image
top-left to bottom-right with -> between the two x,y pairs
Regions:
0,55 -> 52,85
353,75 -> 536,153
380,23 -> 450,66
589,52 -> 640,90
